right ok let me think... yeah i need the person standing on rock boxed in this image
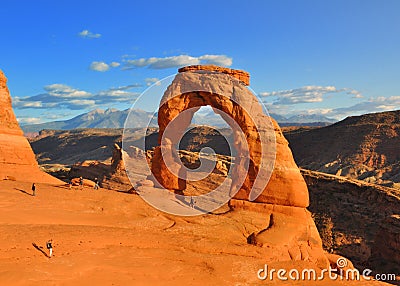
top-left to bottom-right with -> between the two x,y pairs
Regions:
46,239 -> 53,258
79,177 -> 84,190
31,183 -> 36,196
189,196 -> 196,209
94,178 -> 99,190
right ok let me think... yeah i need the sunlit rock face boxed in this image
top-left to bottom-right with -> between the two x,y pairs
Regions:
151,65 -> 308,208
0,70 -> 60,184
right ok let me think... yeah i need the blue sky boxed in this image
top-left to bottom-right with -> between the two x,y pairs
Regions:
1,0 -> 399,124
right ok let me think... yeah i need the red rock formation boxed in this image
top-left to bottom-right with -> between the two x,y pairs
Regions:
0,71 -> 22,134
101,144 -> 133,191
151,65 -> 308,208
0,70 -> 61,184
67,144 -> 146,191
145,65 -> 330,268
71,177 -> 96,187
69,160 -> 110,182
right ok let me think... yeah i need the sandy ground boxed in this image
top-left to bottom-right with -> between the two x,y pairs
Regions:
0,180 -> 394,286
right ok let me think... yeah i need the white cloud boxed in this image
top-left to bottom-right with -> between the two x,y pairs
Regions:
145,77 -> 161,86
331,96 -> 400,117
43,112 -> 74,120
273,96 -> 400,121
78,29 -> 101,39
343,88 -> 363,98
97,86 -> 140,103
110,62 -> 120,68
12,83 -> 141,110
90,61 -> 110,72
13,99 -> 43,108
198,55 -> 233,66
44,84 -> 91,98
108,84 -> 142,90
259,85 -> 400,121
260,85 -> 362,105
69,99 -> 96,108
124,55 -> 198,69
17,117 -> 42,125
90,61 -> 121,72
123,54 -> 232,70
304,108 -> 334,115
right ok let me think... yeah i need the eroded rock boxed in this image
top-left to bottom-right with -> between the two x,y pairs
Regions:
0,70 -> 61,184
151,65 -> 308,208
101,144 -> 132,191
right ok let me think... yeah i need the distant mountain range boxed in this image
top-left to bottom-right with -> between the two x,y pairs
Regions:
22,108 -> 152,133
21,108 -> 336,133
282,114 -> 336,124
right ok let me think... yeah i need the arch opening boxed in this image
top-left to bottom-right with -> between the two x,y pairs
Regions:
151,90 -> 261,199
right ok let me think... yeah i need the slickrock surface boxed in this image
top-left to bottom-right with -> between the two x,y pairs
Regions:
0,179 -> 391,285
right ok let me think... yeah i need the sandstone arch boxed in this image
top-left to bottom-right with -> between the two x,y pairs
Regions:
150,65 -> 309,208
136,65 -> 336,267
